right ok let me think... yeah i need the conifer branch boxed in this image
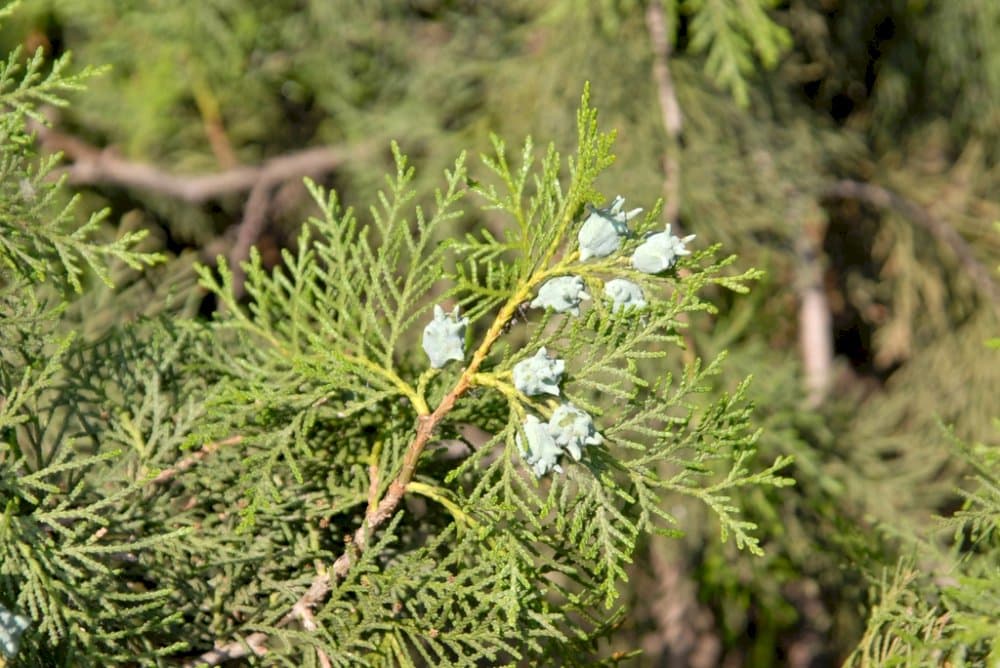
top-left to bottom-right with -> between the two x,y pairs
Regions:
281,260 -> 555,640
165,92 -> 780,664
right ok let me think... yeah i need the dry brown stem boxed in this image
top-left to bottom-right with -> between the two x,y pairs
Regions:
823,179 -> 997,303
645,1 -> 683,226
181,632 -> 268,667
151,435 -> 243,485
31,121 -> 371,204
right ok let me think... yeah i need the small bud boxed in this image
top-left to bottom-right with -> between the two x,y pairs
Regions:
548,403 -> 602,460
578,195 -> 642,260
0,606 -> 30,659
422,305 -> 468,368
603,278 -> 646,312
513,347 -> 565,396
530,276 -> 590,315
517,414 -> 563,477
631,224 -> 696,274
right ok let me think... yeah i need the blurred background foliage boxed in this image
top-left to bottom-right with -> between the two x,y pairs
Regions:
1,0 -> 996,664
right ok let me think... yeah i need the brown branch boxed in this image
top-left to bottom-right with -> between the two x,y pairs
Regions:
794,199 -> 833,407
640,539 -> 720,667
30,120 -> 374,204
645,1 -> 683,226
228,178 -> 275,299
151,435 -> 243,485
181,632 -> 268,668
365,451 -> 382,519
173,434 -> 393,659
178,562 -> 332,663
823,179 -> 998,303
798,274 -> 833,407
184,295 -> 516,661
645,2 -> 699,368
285,572 -> 330,632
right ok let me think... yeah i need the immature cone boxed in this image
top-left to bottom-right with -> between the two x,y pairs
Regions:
530,276 -> 590,315
512,347 -> 565,396
422,305 -> 468,368
0,605 -> 31,660
578,195 -> 642,260
631,224 -> 696,274
517,414 -> 564,477
603,278 -> 646,312
548,403 -> 602,461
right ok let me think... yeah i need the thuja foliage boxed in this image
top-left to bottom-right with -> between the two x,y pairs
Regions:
185,87 -> 791,664
1,55 -> 794,665
0,10 -> 176,665
847,418 -> 1000,667
846,320 -> 1000,666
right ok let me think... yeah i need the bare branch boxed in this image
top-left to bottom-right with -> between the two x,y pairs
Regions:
151,436 -> 243,485
181,632 -> 268,668
640,537 -> 720,667
30,120 -> 374,204
283,571 -> 332,630
645,1 -> 683,225
181,565 -> 335,665
646,2 -> 698,367
229,179 -> 276,299
823,179 -> 998,303
794,200 -> 833,407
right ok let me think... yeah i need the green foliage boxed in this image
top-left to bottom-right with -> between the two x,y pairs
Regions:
0,11 -> 181,663
2,0 -> 996,665
180,87 -> 789,663
545,0 -> 791,107
0,41 -> 155,292
1,34 -> 791,659
681,0 -> 791,106
847,422 -> 1000,668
